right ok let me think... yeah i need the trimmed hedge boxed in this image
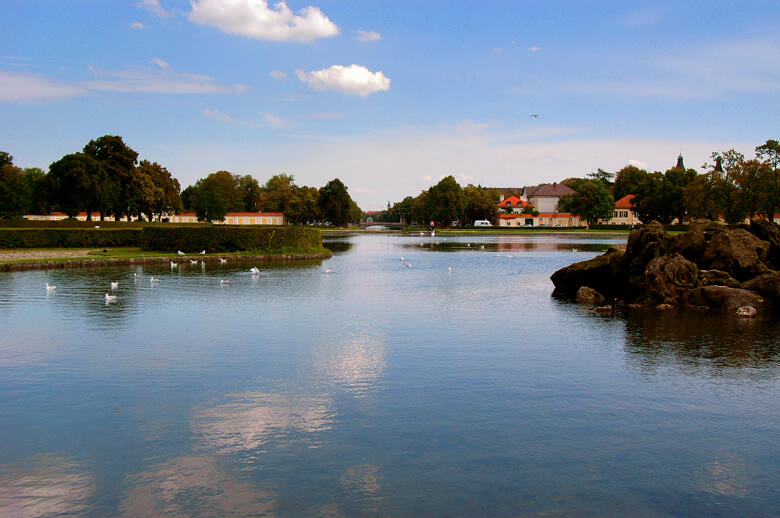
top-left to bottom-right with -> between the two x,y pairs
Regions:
0,228 -> 142,248
141,226 -> 323,253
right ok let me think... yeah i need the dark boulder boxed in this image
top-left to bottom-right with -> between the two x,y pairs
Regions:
699,228 -> 770,281
551,248 -> 626,299
671,221 -> 723,263
700,269 -> 741,288
683,286 -> 765,312
748,218 -> 780,270
740,272 -> 780,304
644,254 -> 701,306
576,286 -> 607,306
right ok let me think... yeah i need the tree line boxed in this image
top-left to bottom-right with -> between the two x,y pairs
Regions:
558,138 -> 779,225
375,176 -> 500,226
0,135 -> 362,226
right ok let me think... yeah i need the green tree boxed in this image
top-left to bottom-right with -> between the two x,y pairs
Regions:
319,178 -> 356,227
48,153 -> 106,219
138,160 -> 182,220
755,139 -> 780,220
613,165 -> 648,201
0,151 -> 13,168
464,185 -> 498,224
23,167 -> 49,215
632,167 -> 696,224
83,135 -> 139,219
0,163 -> 30,217
238,175 -> 261,212
260,173 -> 295,213
411,190 -> 430,224
427,175 -> 466,226
557,179 -> 614,225
286,185 -> 321,224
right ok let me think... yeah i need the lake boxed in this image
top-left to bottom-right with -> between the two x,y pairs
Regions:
1,233 -> 779,517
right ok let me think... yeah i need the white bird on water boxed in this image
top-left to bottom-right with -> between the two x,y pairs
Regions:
219,258 -> 227,264
448,266 -> 452,271
110,282 -> 119,290
324,268 -> 332,274
170,261 -> 178,268
190,259 -> 198,265
405,263 -> 412,268
45,283 -> 56,292
220,279 -> 230,285
200,250 -> 206,255
150,277 -> 160,283
178,250 -> 185,256
250,267 -> 260,275
104,293 -> 117,302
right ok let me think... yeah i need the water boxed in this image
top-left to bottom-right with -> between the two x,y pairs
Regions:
1,233 -> 779,517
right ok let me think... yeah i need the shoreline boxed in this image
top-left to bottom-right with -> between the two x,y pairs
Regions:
0,251 -> 332,271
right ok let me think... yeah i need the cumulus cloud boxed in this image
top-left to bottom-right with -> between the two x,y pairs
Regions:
136,0 -> 172,17
357,30 -> 381,42
296,64 -> 390,97
188,0 -> 339,42
269,70 -> 287,80
0,70 -> 87,102
130,21 -> 145,30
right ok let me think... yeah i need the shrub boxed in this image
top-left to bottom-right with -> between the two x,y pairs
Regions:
0,229 -> 142,248
141,226 -> 324,253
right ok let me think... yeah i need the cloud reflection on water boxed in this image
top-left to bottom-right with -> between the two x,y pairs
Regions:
316,324 -> 387,397
119,455 -> 274,517
0,454 -> 94,517
193,392 -> 334,454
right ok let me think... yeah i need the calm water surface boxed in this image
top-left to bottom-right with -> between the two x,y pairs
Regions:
1,233 -> 779,517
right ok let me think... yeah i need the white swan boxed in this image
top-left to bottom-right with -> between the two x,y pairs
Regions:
45,283 -> 56,291
150,277 -> 160,283
324,268 -> 332,274
250,267 -> 260,275
110,282 -> 118,290
178,250 -> 185,256
104,293 -> 117,302
220,279 -> 230,285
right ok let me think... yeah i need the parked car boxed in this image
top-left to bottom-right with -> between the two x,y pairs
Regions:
474,220 -> 492,227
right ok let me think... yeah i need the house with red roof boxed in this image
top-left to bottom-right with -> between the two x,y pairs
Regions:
497,195 -> 534,213
600,195 -> 642,226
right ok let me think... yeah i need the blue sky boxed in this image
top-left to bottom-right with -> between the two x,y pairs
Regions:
2,1 -> 779,210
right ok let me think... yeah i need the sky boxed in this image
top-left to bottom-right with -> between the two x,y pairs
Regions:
2,0 -> 779,211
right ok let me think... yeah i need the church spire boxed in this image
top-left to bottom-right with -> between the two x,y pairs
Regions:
675,153 -> 685,170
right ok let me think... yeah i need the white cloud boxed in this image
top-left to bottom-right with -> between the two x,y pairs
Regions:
204,108 -> 235,123
188,0 -> 339,42
528,46 -> 540,52
151,58 -> 169,69
269,70 -> 287,80
296,64 -> 391,97
86,66 -> 246,94
357,30 -> 381,42
262,112 -> 291,128
130,21 -> 145,30
136,0 -> 172,18
0,70 -> 87,102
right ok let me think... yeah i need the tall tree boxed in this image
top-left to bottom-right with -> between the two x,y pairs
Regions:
319,178 -> 355,227
286,185 -> 321,224
427,175 -> 466,226
613,165 -> 648,201
464,185 -> 498,224
83,135 -> 138,218
755,139 -> 780,219
24,167 -> 49,215
260,173 -> 295,213
0,163 -> 30,217
138,160 -> 182,220
557,179 -> 614,225
48,153 -> 105,219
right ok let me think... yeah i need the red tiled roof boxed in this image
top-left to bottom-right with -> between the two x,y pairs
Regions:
614,195 -> 635,209
497,196 -> 532,208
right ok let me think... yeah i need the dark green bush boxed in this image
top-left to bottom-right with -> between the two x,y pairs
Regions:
0,229 -> 142,248
142,226 -> 323,253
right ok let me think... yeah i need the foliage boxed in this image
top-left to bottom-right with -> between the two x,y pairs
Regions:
286,185 -> 321,224
631,167 -> 696,224
0,228 -> 142,248
557,179 -> 614,225
0,163 -> 31,218
613,165 -> 648,201
83,135 -> 139,219
464,185 -> 498,224
427,175 -> 466,226
48,153 -> 106,219
260,173 -> 295,213
319,178 -> 358,226
141,226 -> 324,253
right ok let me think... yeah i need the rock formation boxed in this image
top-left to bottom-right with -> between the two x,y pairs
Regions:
551,219 -> 780,315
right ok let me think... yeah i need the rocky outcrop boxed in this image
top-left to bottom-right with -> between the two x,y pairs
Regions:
551,218 -> 780,315
576,286 -> 606,306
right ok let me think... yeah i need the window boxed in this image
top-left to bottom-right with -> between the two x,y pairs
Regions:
619,211 -> 628,218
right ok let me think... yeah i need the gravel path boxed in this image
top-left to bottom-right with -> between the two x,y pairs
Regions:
0,249 -> 95,261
